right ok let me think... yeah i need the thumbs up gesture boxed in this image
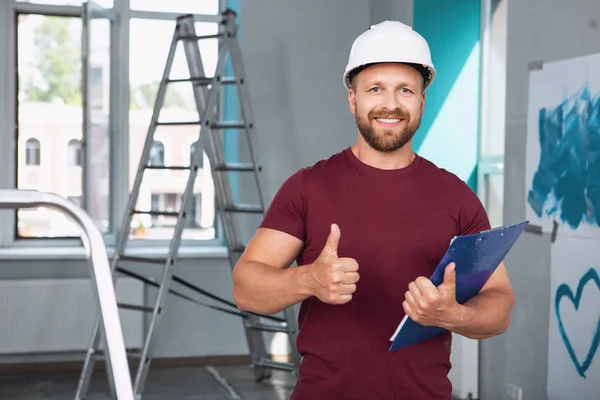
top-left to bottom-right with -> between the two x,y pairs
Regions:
308,223 -> 360,305
402,263 -> 462,327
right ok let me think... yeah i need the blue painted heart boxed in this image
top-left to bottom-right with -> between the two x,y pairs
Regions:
555,267 -> 600,378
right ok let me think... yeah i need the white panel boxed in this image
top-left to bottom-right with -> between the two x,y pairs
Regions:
0,278 -> 143,354
450,334 -> 480,399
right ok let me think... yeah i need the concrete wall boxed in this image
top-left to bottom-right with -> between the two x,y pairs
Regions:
480,1 -> 600,399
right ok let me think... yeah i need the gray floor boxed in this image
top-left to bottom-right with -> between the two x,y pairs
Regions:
0,364 -> 297,400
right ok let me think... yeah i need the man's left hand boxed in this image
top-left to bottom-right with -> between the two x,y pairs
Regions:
403,262 -> 465,328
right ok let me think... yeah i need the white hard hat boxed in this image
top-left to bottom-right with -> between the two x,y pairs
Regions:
343,21 -> 436,90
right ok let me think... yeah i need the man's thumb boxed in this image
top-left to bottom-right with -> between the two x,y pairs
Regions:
443,262 -> 456,287
322,223 -> 340,257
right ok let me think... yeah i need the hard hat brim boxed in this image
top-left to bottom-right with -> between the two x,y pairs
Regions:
343,61 -> 436,91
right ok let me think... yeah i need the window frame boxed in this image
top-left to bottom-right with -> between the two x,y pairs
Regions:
0,0 -> 230,257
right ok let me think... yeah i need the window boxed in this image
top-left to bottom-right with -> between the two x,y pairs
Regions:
67,139 -> 82,167
6,0 -> 223,247
16,13 -> 84,238
25,138 -> 41,166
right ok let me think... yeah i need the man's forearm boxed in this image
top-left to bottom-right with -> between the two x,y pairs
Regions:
232,261 -> 314,315
443,288 -> 514,339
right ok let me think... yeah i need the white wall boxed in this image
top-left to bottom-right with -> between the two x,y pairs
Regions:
480,1 -> 600,399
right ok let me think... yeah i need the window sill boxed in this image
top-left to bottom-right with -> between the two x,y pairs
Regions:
0,244 -> 229,261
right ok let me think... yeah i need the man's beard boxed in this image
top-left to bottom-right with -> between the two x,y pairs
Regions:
355,106 -> 421,152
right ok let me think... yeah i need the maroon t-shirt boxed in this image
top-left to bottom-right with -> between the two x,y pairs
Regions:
259,147 -> 491,399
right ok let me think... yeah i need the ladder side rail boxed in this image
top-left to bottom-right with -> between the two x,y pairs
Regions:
178,18 -> 229,183
177,16 -> 210,112
0,190 -> 134,400
113,22 -> 182,263
177,17 -> 227,185
282,307 -> 301,366
177,17 -> 247,292
180,22 -> 244,251
222,23 -> 267,210
76,316 -> 103,398
222,14 -> 302,373
228,35 -> 304,364
209,20 -> 273,380
180,18 -> 271,379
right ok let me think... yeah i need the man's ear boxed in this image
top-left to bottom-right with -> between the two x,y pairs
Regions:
348,89 -> 356,115
420,92 -> 426,115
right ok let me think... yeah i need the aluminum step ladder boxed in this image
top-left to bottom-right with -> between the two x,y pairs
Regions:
76,10 -> 300,400
0,190 -> 134,400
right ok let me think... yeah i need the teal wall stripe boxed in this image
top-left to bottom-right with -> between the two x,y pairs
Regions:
221,0 -> 241,244
224,0 -> 241,202
413,0 -> 481,192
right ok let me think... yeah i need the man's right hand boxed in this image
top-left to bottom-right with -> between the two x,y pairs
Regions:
307,223 -> 359,304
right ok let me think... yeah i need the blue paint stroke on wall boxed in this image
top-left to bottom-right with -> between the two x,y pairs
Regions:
528,85 -> 600,229
555,267 -> 600,378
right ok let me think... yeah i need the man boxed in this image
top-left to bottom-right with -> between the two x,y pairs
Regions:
232,20 -> 514,399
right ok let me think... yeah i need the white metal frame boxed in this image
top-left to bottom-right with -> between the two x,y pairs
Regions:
0,0 -> 227,257
0,188 -> 134,400
453,1 -> 507,400
478,0 -> 506,226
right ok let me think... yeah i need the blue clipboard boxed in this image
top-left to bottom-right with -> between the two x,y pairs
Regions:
389,220 -> 529,351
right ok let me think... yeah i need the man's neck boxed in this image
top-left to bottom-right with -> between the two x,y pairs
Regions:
351,141 -> 415,170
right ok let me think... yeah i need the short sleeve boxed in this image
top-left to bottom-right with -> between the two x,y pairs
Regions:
259,169 -> 307,242
457,182 -> 492,236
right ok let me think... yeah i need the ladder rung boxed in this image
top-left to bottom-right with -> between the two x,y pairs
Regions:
167,77 -> 237,86
254,358 -> 296,372
118,303 -> 156,313
216,77 -> 238,85
132,210 -> 180,217
118,255 -> 169,265
223,204 -> 263,214
126,350 -> 143,359
214,162 -> 256,172
248,322 -> 289,333
145,165 -> 191,171
179,33 -> 224,41
93,349 -> 142,359
211,121 -> 247,129
156,121 -> 201,126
